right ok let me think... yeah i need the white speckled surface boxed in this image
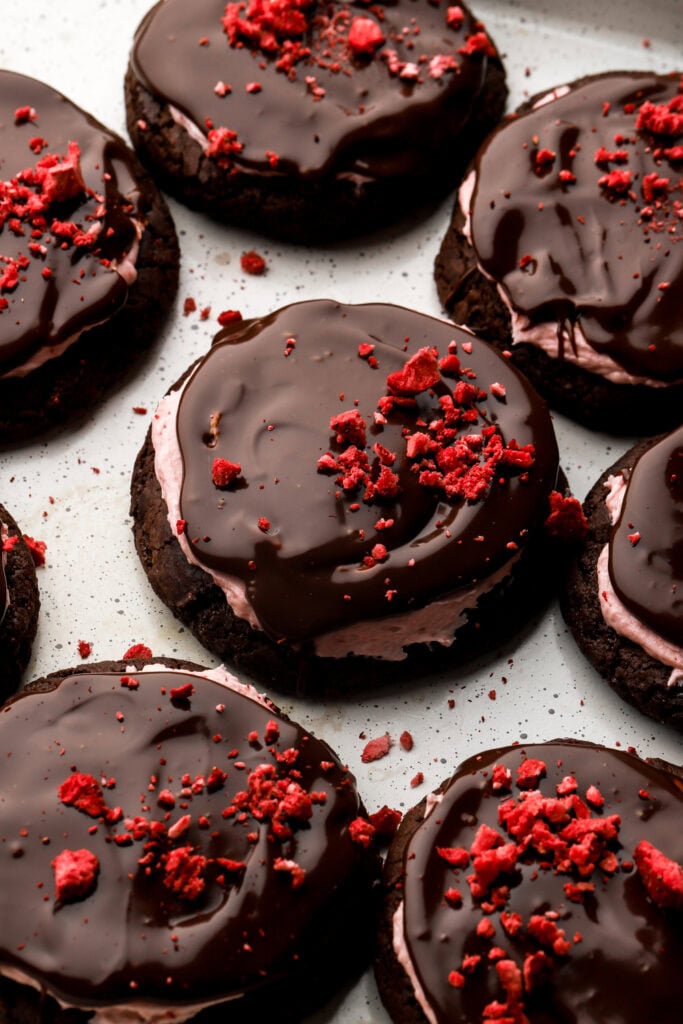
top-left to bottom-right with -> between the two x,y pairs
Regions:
1,2 -> 682,1021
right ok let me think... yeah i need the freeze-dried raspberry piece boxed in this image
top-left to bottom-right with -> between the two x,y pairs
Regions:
544,491 -> 588,541
241,250 -> 266,275
458,31 -> 496,57
347,16 -> 385,55
23,535 -> 46,566
59,773 -> 107,818
39,141 -> 86,204
205,126 -> 243,165
369,805 -> 402,840
52,848 -> 99,903
361,733 -> 392,763
273,857 -> 306,888
122,643 -> 152,660
170,682 -> 194,700
399,730 -> 414,751
436,846 -> 470,868
598,169 -> 633,195
349,817 -> 376,848
212,457 -> 242,487
636,95 -> 683,136
330,409 -> 367,447
386,347 -> 440,396
516,758 -> 547,789
634,839 -> 683,909
163,846 -> 207,900
77,640 -> 92,659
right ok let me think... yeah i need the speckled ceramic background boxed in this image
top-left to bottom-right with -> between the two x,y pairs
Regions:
1,2 -> 682,1020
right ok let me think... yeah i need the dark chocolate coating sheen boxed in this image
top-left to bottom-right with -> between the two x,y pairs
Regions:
469,72 -> 683,381
0,668 -> 367,1008
0,529 -> 7,624
610,425 -> 683,646
0,71 -> 143,374
176,300 -> 559,642
131,0 -> 494,182
402,741 -> 683,1024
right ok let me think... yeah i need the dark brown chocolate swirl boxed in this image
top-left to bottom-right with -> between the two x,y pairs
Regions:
131,0 -> 496,182
0,71 -> 143,374
469,72 -> 683,381
0,667 -> 366,1008
174,300 -> 559,643
402,741 -> 683,1024
0,524 -> 7,624
610,426 -> 683,646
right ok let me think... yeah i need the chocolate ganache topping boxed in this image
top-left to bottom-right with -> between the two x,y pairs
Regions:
401,741 -> 683,1024
132,0 -> 498,182
0,71 -> 143,375
0,668 -> 367,1007
173,301 -> 559,643
469,72 -> 683,381
0,524 -> 8,624
609,426 -> 683,647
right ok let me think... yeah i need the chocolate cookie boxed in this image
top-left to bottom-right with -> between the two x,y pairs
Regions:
125,0 -> 506,243
376,740 -> 683,1024
0,502 -> 39,695
435,71 -> 683,433
0,657 -> 379,1023
131,299 -> 571,694
561,430 -> 683,731
0,70 -> 179,444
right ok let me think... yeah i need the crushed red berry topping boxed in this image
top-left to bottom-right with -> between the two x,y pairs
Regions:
212,457 -> 242,487
217,309 -> 242,325
634,840 -> 683,909
544,490 -> 589,541
349,816 -> 376,848
22,535 -> 46,566
369,805 -> 402,841
361,733 -> 392,763
122,643 -> 152,660
347,17 -> 385,56
77,640 -> 92,659
240,250 -> 266,275
52,848 -> 99,903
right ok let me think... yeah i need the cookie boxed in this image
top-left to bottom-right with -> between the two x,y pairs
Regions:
0,70 -> 179,444
0,502 -> 39,695
0,657 -> 379,1023
561,429 -> 683,731
125,0 -> 507,243
131,299 -> 570,693
435,71 -> 683,433
376,740 -> 683,1024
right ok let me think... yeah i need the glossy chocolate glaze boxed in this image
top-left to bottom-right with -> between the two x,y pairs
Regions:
610,427 -> 683,646
131,0 -> 496,181
469,72 -> 683,380
0,71 -> 142,374
0,526 -> 7,624
174,300 -> 559,642
0,669 -> 364,1007
402,741 -> 683,1024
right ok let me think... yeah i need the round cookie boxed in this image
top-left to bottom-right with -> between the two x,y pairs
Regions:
0,70 -> 179,444
0,657 -> 379,1023
435,71 -> 683,433
376,740 -> 683,1024
562,429 -> 683,732
131,299 -> 569,693
125,0 -> 507,243
0,502 -> 39,695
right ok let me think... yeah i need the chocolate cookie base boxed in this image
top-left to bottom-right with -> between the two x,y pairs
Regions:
0,657 -> 379,1024
435,209 -> 683,435
131,427 -> 567,695
0,162 -> 178,446
561,438 -> 683,731
0,504 -> 39,697
124,60 -> 506,244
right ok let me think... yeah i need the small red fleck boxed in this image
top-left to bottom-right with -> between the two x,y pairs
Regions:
348,817 -> 376,848
23,535 -> 46,566
368,805 -> 402,840
410,772 -> 424,788
120,676 -> 140,690
258,516 -> 271,533
217,310 -> 242,326
240,251 -> 266,275
544,491 -> 589,541
634,840 -> 683,909
212,457 -> 241,488
183,297 -> 197,316
361,733 -> 392,763
132,406 -> 147,415
628,531 -> 641,546
14,105 -> 37,125
245,81 -> 262,93
77,640 -> 92,659
170,683 -> 194,700
176,519 -> 187,536
347,16 -> 385,55
52,849 -> 99,903
399,730 -> 414,751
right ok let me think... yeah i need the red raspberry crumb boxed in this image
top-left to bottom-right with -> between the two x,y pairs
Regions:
386,347 -> 440,396
368,805 -> 402,841
14,105 -> 37,124
52,848 -> 99,903
544,491 -> 589,541
634,840 -> 683,909
23,535 -> 46,566
273,857 -> 306,888
122,643 -> 152,660
212,457 -> 241,487
77,640 -> 92,659
448,970 -> 465,988
240,250 -> 266,275
132,406 -> 147,415
170,682 -> 194,700
444,887 -> 463,906
410,772 -> 424,788
446,6 -> 465,29
183,297 -> 197,316
163,847 -> 207,900
361,733 -> 392,763
176,519 -> 187,535
349,817 -> 376,848
59,773 -> 107,817
330,409 -> 367,447
258,517 -> 271,532
218,309 -> 242,326
120,675 -> 140,690
436,846 -> 470,868
347,16 -> 385,55
399,730 -> 414,751
516,758 -> 547,789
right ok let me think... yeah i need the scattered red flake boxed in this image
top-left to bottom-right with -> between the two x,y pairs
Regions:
122,643 -> 152,661
410,772 -> 424,788
361,733 -> 392,763
458,31 -> 496,57
240,250 -> 266,275
264,720 -> 280,744
59,773 -> 107,818
214,80 -> 232,96
212,457 -> 242,487
448,970 -> 465,988
347,16 -> 385,55
634,840 -> 683,909
163,846 -> 207,900
399,730 -> 414,751
330,409 -> 367,447
492,765 -> 512,791
628,531 -> 641,547
273,857 -> 306,888
245,81 -> 262,93
544,491 -> 589,541
23,535 -> 46,566
535,147 -> 556,169
217,309 -> 242,326
120,675 -> 140,690
14,105 -> 37,125
52,848 -> 99,903
205,126 -> 244,166
1,535 -> 20,552
387,347 -> 440,396
515,758 -> 547,789
132,406 -> 147,415
437,846 -> 470,868
265,149 -> 280,168
358,342 -> 375,359
170,682 -> 194,700
349,817 -> 376,848
598,169 -> 633,195
594,146 -> 629,165
183,297 -> 197,316
369,805 -> 402,841
446,6 -> 465,29
258,516 -> 271,532
77,640 -> 92,659
636,95 -> 683,136
176,519 -> 187,536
